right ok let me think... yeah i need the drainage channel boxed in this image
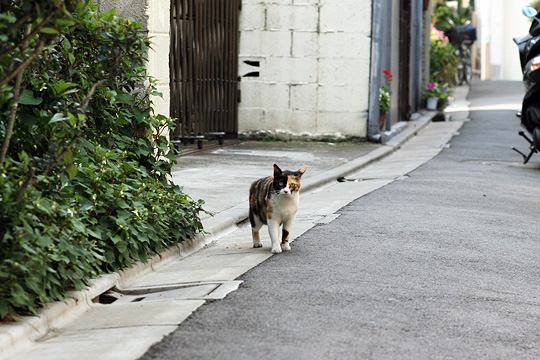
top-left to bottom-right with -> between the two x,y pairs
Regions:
93,280 -> 243,305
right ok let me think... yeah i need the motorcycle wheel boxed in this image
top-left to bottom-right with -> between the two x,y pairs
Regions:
533,128 -> 540,150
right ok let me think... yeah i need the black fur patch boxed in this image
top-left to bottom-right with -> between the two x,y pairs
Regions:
282,228 -> 289,243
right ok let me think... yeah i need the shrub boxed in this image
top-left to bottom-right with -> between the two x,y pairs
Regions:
430,35 -> 458,86
0,1 -> 203,319
433,2 -> 472,33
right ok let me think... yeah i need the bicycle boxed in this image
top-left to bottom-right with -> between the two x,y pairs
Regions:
455,40 -> 473,85
446,24 -> 476,85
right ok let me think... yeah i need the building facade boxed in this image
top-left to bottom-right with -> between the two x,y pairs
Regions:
476,0 -> 530,81
237,0 -> 372,140
96,0 -> 428,143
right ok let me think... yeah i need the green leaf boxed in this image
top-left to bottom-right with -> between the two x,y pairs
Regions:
115,93 -> 134,104
68,52 -> 75,65
40,27 -> 59,34
51,80 -> 78,95
38,236 -> 53,248
87,228 -> 102,240
117,200 -> 129,209
72,220 -> 85,233
19,150 -> 29,162
49,113 -> 67,123
62,38 -> 72,50
101,8 -> 117,20
67,164 -> 78,179
67,113 -> 76,127
0,13 -> 16,24
19,89 -> 42,105
111,235 -> 122,244
63,149 -> 73,163
55,18 -> 76,28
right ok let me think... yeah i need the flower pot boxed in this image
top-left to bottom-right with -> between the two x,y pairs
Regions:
426,96 -> 439,110
379,113 -> 386,130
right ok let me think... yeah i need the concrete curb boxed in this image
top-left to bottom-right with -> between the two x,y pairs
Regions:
0,112 -> 434,358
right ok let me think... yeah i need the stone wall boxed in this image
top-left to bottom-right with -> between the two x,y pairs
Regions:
238,0 -> 372,139
96,0 -> 148,29
96,0 -> 170,118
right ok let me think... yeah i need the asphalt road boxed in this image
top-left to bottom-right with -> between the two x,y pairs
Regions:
141,81 -> 540,360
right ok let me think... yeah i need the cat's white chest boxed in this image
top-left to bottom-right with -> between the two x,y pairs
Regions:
270,192 -> 299,221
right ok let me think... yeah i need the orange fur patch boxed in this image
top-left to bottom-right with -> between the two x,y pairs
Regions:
287,175 -> 302,192
266,201 -> 273,219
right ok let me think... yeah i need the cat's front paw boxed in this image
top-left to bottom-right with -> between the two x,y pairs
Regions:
271,246 -> 282,254
253,241 -> 262,248
281,242 -> 291,251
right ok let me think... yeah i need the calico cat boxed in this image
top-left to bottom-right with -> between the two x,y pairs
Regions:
249,164 -> 307,253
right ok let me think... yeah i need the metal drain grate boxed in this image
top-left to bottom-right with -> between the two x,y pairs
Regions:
93,281 -> 242,305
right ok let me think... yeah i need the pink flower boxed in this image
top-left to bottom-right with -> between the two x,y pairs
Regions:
426,82 -> 436,90
430,24 -> 447,41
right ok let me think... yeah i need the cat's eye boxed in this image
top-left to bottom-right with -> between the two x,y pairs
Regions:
279,182 -> 284,186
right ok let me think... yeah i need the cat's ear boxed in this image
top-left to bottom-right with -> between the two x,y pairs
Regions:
297,166 -> 307,176
273,164 -> 282,177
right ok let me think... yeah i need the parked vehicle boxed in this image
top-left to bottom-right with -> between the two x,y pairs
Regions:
512,6 -> 540,164
447,23 -> 477,85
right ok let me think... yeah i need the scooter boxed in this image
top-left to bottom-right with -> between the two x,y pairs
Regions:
512,6 -> 540,164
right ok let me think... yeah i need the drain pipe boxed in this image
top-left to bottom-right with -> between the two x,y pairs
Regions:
367,0 -> 384,143
413,0 -> 424,111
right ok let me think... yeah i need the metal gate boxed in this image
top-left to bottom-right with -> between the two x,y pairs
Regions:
169,0 -> 240,148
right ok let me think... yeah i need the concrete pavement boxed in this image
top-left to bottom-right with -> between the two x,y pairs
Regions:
1,90 -> 458,359
138,82 -> 540,359
1,110 -> 440,360
10,118 -> 462,360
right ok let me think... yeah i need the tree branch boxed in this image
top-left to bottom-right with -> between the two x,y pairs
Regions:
0,26 -> 38,164
0,66 -> 24,164
2,10 -> 59,56
15,132 -> 80,204
0,40 -> 45,88
14,167 -> 35,204
80,79 -> 107,110
13,75 -> 108,202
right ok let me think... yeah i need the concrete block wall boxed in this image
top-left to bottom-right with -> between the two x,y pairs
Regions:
238,0 -> 372,139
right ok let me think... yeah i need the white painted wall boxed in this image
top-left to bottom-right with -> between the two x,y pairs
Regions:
238,0 -> 372,139
477,0 -> 531,80
146,0 -> 170,117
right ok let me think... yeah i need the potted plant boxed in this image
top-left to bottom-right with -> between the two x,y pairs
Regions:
379,68 -> 393,130
424,82 -> 449,110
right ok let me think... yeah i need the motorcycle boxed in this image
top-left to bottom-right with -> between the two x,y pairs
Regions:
512,6 -> 540,164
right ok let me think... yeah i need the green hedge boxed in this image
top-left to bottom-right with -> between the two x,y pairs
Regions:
0,1 -> 203,319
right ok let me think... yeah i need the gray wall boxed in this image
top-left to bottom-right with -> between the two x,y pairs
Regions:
96,0 -> 149,30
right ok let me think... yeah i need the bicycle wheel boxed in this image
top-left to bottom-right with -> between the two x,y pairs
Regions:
455,62 -> 464,85
464,62 -> 472,84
